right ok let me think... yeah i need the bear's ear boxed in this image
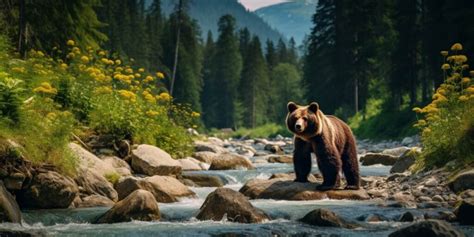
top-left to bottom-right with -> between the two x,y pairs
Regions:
287,102 -> 298,113
308,102 -> 319,113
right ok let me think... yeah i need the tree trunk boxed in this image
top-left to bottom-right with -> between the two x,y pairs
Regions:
18,0 -> 26,58
169,0 -> 182,96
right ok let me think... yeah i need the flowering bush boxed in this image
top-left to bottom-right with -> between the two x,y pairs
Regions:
0,36 -> 199,175
413,43 -> 474,169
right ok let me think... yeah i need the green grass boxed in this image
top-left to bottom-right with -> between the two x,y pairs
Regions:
351,107 -> 417,140
231,123 -> 291,139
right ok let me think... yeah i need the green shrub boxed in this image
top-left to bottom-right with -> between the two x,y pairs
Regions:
413,43 -> 474,169
232,123 -> 291,139
104,172 -> 121,185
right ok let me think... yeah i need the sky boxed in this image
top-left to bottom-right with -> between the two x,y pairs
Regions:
238,0 -> 288,11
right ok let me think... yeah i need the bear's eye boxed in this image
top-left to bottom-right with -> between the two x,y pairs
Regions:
302,117 -> 308,121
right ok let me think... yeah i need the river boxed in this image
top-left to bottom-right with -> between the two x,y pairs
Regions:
2,162 -> 474,236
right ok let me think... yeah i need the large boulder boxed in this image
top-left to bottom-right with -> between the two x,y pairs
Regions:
0,139 -> 32,191
240,178 -> 369,200
196,188 -> 269,223
454,198 -> 474,225
360,153 -> 398,166
76,195 -> 115,208
193,151 -> 219,164
267,155 -> 293,164
178,157 -> 208,171
74,170 -> 118,202
181,174 -> 224,187
194,141 -> 226,153
69,143 -> 122,177
209,153 -> 254,170
382,147 -> 411,157
94,190 -> 160,223
100,156 -> 132,176
388,220 -> 465,237
0,181 -> 21,223
115,176 -> 195,202
299,208 -> 355,228
448,170 -> 474,193
390,149 -> 419,173
17,170 -> 78,209
131,144 -> 182,176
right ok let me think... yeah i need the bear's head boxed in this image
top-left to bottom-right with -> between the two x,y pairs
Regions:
286,102 -> 320,137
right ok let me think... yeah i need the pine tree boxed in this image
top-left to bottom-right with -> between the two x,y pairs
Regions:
276,38 -> 288,63
240,36 -> 270,128
390,0 -> 419,108
162,9 -> 203,111
265,40 -> 278,70
145,0 -> 164,69
16,0 -> 107,53
270,63 -> 303,123
201,31 -> 217,127
211,15 -> 242,128
303,0 -> 339,113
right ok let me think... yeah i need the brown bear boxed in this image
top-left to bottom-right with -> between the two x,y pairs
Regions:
286,102 -> 360,190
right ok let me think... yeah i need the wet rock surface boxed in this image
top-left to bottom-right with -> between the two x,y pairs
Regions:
388,220 -> 465,237
196,188 -> 269,223
299,208 -> 356,228
17,170 -> 78,209
0,181 -> 21,223
131,144 -> 182,176
94,190 -> 160,224
240,178 -> 370,200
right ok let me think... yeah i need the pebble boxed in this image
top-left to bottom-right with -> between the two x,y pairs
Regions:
432,195 -> 444,202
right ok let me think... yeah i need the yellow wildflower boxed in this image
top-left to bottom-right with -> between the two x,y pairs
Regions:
115,59 -> 121,65
60,63 -> 68,69
115,67 -> 123,72
99,51 -> 106,56
451,43 -> 463,51
441,64 -> 450,70
191,111 -> 200,117
462,77 -> 471,86
66,52 -> 75,59
67,40 -> 75,46
412,107 -> 422,113
462,64 -> 469,70
459,95 -> 469,101
125,68 -> 133,74
101,58 -> 109,64
81,56 -> 90,64
135,73 -> 141,78
466,86 -> 474,94
94,86 -> 112,94
157,92 -> 171,102
156,72 -> 165,79
144,75 -> 154,83
146,110 -> 160,117
33,82 -> 57,95
118,90 -> 137,102
138,68 -> 145,73
416,119 -> 427,126
37,51 -> 45,57
440,51 -> 448,57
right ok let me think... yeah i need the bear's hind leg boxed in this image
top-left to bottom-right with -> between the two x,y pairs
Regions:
293,138 -> 312,182
342,144 -> 360,190
316,156 -> 341,191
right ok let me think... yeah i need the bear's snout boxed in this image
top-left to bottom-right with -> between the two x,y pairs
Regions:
295,119 -> 305,132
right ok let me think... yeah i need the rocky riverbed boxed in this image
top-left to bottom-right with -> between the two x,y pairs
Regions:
1,135 -> 473,236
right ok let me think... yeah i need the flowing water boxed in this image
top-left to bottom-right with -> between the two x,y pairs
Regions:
2,163 -> 474,236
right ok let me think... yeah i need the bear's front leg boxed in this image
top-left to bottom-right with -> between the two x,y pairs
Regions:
293,137 -> 312,183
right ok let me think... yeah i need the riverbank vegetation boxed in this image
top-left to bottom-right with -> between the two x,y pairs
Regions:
0,0 -> 473,172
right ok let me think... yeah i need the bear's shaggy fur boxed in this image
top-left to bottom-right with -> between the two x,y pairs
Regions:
286,102 -> 360,190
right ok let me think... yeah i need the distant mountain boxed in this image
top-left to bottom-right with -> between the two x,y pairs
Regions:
255,0 -> 317,45
159,0 -> 285,43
